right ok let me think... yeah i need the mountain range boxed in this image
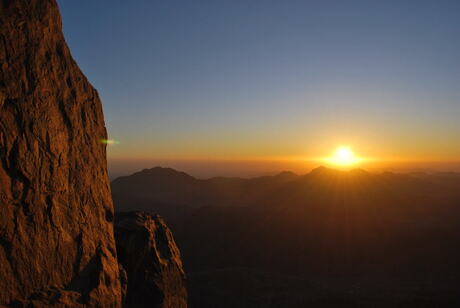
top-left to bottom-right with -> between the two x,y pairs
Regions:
112,166 -> 460,307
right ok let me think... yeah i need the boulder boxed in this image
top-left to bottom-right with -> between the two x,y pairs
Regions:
115,212 -> 187,308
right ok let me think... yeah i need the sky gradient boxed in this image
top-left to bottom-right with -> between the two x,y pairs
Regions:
57,0 -> 460,177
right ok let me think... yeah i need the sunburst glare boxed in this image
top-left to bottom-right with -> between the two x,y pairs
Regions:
325,146 -> 362,167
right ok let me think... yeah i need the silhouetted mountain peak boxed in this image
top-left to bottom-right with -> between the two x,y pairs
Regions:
309,166 -> 335,175
309,166 -> 370,177
134,167 -> 195,180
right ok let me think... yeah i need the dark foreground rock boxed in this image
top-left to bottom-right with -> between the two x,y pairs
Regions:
115,212 -> 187,308
0,1 -> 187,307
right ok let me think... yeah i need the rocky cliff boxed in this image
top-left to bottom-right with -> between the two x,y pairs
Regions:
0,1 -> 186,307
115,212 -> 187,308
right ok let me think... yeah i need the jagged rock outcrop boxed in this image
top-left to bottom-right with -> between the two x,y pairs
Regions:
0,0 -> 122,306
115,212 -> 187,308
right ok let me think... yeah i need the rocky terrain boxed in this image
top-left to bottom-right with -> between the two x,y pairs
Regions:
115,212 -> 187,308
113,166 -> 460,307
0,1 -> 186,307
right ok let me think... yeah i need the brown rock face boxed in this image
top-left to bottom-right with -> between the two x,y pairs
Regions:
0,0 -> 122,306
115,212 -> 187,308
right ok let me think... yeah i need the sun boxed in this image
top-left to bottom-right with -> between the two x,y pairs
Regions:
325,146 -> 361,166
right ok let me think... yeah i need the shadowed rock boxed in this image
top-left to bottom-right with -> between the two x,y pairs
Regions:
115,212 -> 187,308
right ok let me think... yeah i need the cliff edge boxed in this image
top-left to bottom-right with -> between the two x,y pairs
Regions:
0,1 -> 186,307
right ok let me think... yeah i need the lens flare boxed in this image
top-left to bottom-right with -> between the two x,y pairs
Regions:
100,139 -> 120,145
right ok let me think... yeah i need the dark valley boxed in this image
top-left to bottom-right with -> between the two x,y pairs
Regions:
113,167 -> 460,307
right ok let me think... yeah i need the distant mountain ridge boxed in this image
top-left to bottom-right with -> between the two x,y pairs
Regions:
112,166 -> 460,307
112,166 -> 460,213
112,166 -> 301,212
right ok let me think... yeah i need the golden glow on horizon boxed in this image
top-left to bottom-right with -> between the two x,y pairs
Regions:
325,146 -> 362,166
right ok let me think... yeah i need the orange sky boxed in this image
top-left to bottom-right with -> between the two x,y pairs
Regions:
106,127 -> 460,177
59,1 -> 460,178
107,156 -> 460,179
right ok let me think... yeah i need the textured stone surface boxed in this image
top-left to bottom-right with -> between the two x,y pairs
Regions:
115,212 -> 187,308
0,0 -> 122,306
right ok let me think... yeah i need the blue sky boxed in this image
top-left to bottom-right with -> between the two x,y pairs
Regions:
57,0 -> 460,175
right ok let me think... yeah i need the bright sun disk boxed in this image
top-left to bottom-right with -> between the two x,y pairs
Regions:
326,146 -> 361,166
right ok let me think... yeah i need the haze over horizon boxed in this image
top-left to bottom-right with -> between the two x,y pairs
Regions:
58,0 -> 460,176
